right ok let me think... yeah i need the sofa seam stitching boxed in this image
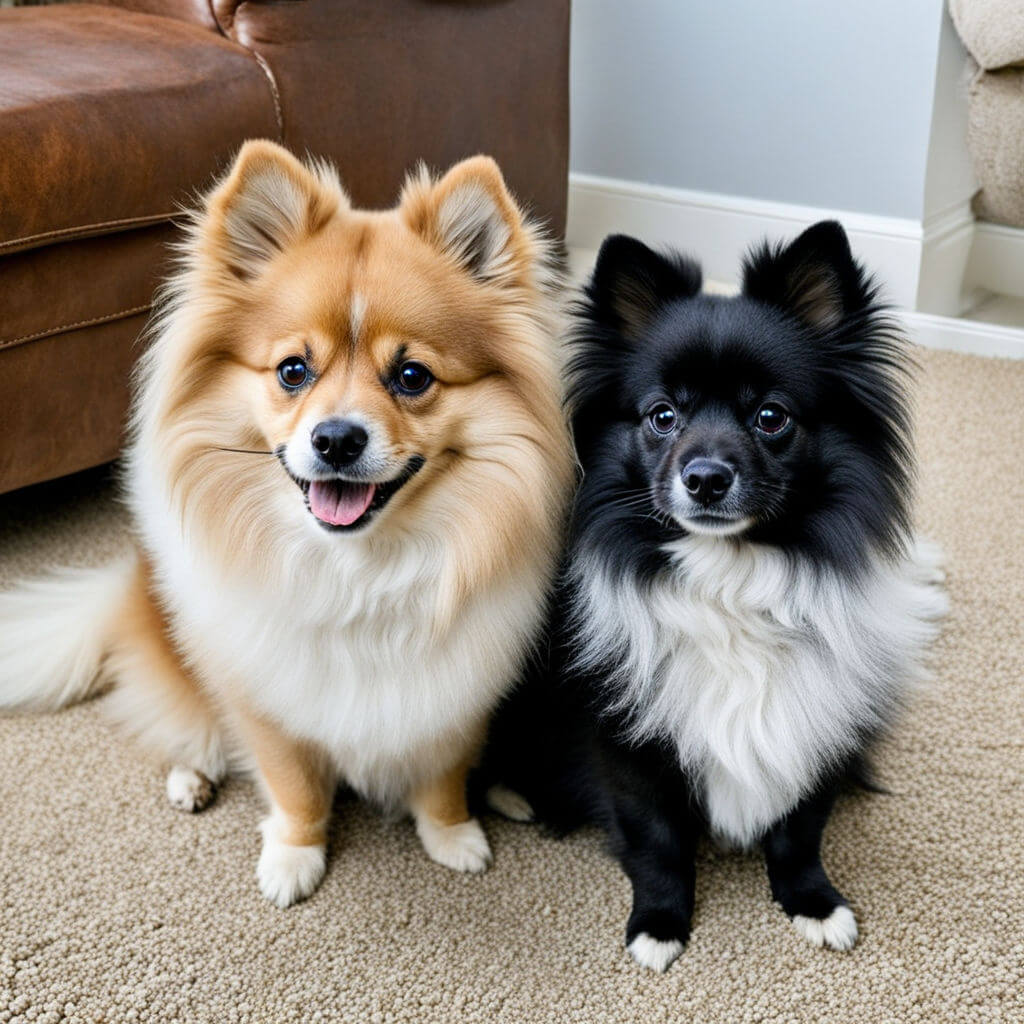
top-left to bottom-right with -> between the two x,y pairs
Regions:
207,0 -> 229,36
0,214 -> 176,254
207,1 -> 284,142
0,304 -> 152,351
250,51 -> 285,141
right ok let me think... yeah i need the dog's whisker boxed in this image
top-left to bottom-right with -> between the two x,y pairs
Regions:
606,493 -> 656,509
608,499 -> 653,512
212,446 -> 277,456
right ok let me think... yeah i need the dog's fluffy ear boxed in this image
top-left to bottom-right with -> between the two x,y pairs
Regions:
587,234 -> 702,340
400,156 -> 530,285
742,220 -> 871,331
203,140 -> 345,280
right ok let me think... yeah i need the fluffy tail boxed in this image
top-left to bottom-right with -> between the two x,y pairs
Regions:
0,557 -> 135,711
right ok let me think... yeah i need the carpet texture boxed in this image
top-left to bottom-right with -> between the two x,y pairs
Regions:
1,348 -> 1021,1024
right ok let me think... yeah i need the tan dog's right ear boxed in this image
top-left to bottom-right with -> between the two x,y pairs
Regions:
400,155 -> 533,287
202,140 -> 346,281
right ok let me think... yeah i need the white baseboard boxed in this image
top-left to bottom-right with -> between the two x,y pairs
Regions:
916,201 -> 982,317
966,222 -> 1024,300
904,311 -> 1024,359
567,173 -> 986,318
567,173 -> 925,309
566,176 -> 1024,359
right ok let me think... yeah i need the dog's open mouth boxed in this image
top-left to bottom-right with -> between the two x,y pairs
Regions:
308,479 -> 378,527
288,456 -> 425,532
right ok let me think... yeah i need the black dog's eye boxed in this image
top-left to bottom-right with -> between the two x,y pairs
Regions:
395,361 -> 433,395
648,403 -> 677,434
755,402 -> 790,435
277,357 -> 308,390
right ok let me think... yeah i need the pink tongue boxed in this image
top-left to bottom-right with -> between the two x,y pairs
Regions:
308,480 -> 376,526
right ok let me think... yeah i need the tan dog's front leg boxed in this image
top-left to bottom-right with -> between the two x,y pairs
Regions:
410,757 -> 492,873
237,709 -> 335,907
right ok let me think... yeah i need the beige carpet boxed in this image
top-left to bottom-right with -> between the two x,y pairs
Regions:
1,348 -> 1021,1024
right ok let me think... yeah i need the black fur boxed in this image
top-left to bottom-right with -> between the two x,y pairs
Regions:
481,642 -> 705,953
479,221 -> 917,967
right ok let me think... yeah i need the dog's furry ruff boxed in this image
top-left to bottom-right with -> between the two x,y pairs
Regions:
569,536 -> 946,845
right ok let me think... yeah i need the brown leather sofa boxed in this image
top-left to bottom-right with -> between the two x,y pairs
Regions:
0,0 -> 570,495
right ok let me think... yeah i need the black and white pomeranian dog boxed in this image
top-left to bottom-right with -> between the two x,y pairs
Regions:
481,221 -> 947,972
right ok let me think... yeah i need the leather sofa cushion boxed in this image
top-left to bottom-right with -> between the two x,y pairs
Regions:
0,312 -> 148,492
0,3 -> 279,256
0,223 -> 174,354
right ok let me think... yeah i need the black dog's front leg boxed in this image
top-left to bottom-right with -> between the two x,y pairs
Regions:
603,743 -> 700,972
762,786 -> 858,950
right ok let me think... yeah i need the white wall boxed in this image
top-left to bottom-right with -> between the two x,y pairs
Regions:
570,0 -> 952,220
922,8 -> 977,221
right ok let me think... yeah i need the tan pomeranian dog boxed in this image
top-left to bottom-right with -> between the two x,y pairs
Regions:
0,141 -> 573,907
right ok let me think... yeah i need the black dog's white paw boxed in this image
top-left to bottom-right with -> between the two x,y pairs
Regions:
627,932 -> 686,972
792,905 -> 858,951
485,784 -> 534,822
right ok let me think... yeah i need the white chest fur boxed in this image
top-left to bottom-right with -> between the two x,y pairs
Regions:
139,481 -> 542,806
570,536 -> 945,845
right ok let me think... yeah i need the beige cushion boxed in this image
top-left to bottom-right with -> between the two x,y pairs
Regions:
951,0 -> 1024,69
968,64 -> 1024,225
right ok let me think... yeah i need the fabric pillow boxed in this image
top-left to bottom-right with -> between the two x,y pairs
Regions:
951,0 -> 1024,70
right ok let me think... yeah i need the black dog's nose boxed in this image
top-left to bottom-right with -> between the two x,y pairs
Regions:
311,419 -> 368,467
682,458 -> 734,505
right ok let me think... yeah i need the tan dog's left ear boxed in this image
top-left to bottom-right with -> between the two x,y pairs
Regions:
400,156 -> 532,286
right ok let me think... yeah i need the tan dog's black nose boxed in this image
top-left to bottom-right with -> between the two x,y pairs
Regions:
311,419 -> 368,468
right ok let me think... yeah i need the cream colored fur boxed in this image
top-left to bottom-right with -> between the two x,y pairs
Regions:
0,141 -> 573,906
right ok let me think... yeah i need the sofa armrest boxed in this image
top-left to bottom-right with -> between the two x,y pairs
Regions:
92,0 -> 219,32
97,0 -> 247,31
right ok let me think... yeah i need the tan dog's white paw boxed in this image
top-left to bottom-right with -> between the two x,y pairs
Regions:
417,816 -> 492,873
166,766 -> 216,812
256,820 -> 326,908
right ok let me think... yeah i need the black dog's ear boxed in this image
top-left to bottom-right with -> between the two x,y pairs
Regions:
587,234 -> 702,340
742,220 -> 870,331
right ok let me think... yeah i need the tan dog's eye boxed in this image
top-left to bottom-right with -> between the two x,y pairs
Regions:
395,361 -> 433,396
277,357 -> 309,390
